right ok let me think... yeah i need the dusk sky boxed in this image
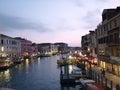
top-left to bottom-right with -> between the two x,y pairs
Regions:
0,0 -> 120,46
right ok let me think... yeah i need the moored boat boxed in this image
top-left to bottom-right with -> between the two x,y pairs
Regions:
79,78 -> 104,90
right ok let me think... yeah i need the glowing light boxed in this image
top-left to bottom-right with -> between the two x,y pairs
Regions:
94,58 -> 97,63
79,52 -> 82,56
75,51 -> 77,54
1,46 -> 4,52
88,47 -> 90,52
68,55 -> 73,59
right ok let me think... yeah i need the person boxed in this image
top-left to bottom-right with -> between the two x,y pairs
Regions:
102,69 -> 105,77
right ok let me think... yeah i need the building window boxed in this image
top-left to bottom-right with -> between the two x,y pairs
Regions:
12,41 -> 17,45
106,24 -> 109,31
1,40 -> 3,45
7,40 -> 9,44
114,20 -> 117,27
109,35 -> 113,43
114,33 -> 119,44
104,26 -> 106,32
109,22 -> 112,29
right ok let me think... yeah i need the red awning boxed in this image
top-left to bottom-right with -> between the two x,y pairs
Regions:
87,56 -> 95,60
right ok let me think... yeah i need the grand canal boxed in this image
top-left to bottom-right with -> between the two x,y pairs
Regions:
0,55 -> 61,90
0,55 -> 81,90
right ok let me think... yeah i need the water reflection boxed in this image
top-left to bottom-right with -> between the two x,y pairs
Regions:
0,69 -> 10,87
0,55 -> 80,90
25,59 -> 29,70
37,57 -> 40,64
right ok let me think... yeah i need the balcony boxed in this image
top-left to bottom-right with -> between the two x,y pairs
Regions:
110,56 -> 120,65
97,55 -> 110,62
110,56 -> 120,61
108,41 -> 120,46
108,27 -> 119,33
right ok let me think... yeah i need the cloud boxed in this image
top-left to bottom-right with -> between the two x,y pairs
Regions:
81,9 -> 101,30
0,13 -> 50,32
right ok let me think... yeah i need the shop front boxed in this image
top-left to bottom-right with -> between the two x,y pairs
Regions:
98,55 -> 110,69
110,59 -> 120,76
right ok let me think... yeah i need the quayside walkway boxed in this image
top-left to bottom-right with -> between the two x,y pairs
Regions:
92,66 -> 120,90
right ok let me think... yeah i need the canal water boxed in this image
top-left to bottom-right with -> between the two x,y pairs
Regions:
0,55 -> 80,90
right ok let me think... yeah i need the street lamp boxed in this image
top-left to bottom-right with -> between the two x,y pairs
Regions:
88,47 -> 90,52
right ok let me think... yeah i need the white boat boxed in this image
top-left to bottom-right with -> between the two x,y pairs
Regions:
80,78 -> 95,86
79,78 -> 104,90
71,66 -> 82,75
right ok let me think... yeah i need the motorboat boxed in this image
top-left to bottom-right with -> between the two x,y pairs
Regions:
71,66 -> 82,75
79,78 -> 104,90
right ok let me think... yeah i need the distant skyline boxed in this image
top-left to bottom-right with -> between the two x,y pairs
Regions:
0,0 -> 120,46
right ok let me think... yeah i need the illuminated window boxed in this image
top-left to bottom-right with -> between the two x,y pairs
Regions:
1,46 -> 4,52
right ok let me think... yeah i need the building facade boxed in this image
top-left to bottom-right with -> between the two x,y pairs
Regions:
0,34 -> 21,58
81,31 -> 97,56
37,43 -> 58,55
15,37 -> 33,57
96,7 -> 120,76
81,34 -> 90,55
54,43 -> 68,54
31,43 -> 38,57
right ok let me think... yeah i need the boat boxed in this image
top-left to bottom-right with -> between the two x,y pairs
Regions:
12,57 -> 23,64
39,53 -> 52,57
71,66 -> 82,75
0,58 -> 13,70
79,78 -> 104,90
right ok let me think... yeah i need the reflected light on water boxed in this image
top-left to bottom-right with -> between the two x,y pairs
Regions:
16,64 -> 23,71
25,59 -> 29,73
38,58 -> 40,64
4,70 -> 10,81
26,59 -> 29,65
0,69 -> 10,87
69,65 -> 73,74
0,69 -> 10,82
31,59 -> 34,63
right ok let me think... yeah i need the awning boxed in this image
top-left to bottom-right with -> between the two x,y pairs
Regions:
87,56 -> 95,60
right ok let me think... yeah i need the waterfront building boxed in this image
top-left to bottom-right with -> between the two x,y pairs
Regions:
54,42 -> 68,54
81,34 -> 90,55
15,37 -> 32,57
81,31 -> 97,56
37,43 -> 58,55
31,43 -> 38,57
96,7 -> 120,75
0,34 -> 21,67
81,31 -> 97,64
52,44 -> 58,55
0,34 -> 21,58
68,47 -> 81,52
